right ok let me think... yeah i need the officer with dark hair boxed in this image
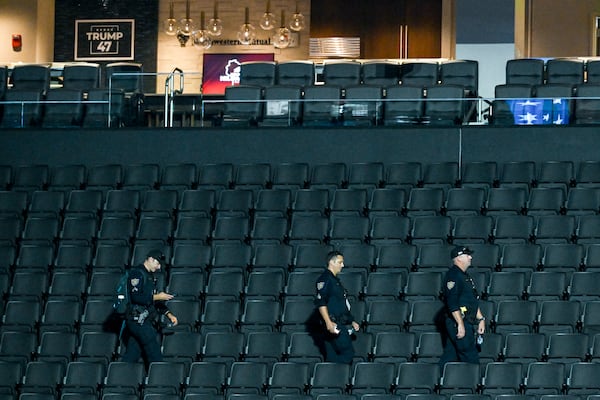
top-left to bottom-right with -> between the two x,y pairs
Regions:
313,250 -> 360,364
121,250 -> 178,368
439,245 -> 486,367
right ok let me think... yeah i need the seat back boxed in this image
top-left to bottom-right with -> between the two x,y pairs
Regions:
10,64 -> 51,94
424,84 -> 465,125
42,89 -> 85,127
1,89 -> 43,128
439,60 -> 479,95
84,88 -> 124,127
400,62 -> 439,87
506,59 -> 545,85
261,85 -> 302,126
362,61 -> 400,86
384,85 -> 424,125
276,61 -> 315,87
302,85 -> 342,125
575,83 -> 600,124
222,85 -> 263,126
323,60 -> 362,87
105,62 -> 143,93
545,58 -> 584,85
342,85 -> 383,126
240,61 -> 276,87
62,63 -> 101,92
0,65 -> 8,100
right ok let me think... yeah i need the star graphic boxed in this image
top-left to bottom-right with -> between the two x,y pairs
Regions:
517,99 -> 542,107
518,112 -> 539,124
554,114 -> 564,125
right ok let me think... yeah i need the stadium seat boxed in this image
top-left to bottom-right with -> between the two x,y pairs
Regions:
240,61 -> 276,87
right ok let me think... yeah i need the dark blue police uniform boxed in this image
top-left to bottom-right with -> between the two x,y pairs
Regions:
121,264 -> 170,367
314,269 -> 355,364
439,264 -> 481,366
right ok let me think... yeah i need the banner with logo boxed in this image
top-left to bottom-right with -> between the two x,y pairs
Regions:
202,53 -> 274,95
74,19 -> 135,61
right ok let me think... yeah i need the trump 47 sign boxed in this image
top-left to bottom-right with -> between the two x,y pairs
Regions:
75,19 -> 135,61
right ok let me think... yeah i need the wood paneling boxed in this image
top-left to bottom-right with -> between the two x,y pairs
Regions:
405,0 -> 442,58
310,0 -> 441,58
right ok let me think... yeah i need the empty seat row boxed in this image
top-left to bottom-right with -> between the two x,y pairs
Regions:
489,82 -> 600,125
505,58 -> 600,86
5,307 -> 600,365
5,326 -> 600,368
6,231 -> 600,275
0,62 -> 143,96
219,84 -> 471,127
240,60 -> 478,94
7,185 -> 600,233
3,358 -> 600,399
0,88 -> 126,128
5,160 -> 600,195
0,276 -> 600,338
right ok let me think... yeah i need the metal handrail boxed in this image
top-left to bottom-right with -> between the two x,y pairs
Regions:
164,68 -> 184,127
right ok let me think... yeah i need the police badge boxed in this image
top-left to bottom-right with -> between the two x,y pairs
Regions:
447,281 -> 455,290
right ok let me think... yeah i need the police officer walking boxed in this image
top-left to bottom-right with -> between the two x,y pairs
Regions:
313,250 -> 360,364
439,246 -> 485,367
121,250 -> 178,368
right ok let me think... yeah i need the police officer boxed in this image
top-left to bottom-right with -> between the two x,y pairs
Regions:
121,250 -> 178,368
439,245 -> 485,367
314,250 -> 360,364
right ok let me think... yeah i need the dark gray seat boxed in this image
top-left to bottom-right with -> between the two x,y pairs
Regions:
342,85 -> 383,126
10,64 -> 51,94
302,85 -> 342,126
221,85 -> 263,127
491,84 -> 535,125
505,58 -> 545,85
400,62 -> 439,88
574,83 -> 600,124
545,58 -> 584,85
260,85 -> 302,126
323,60 -> 362,87
361,61 -> 400,86
276,61 -> 315,87
240,61 -> 276,87
42,89 -> 84,127
1,89 -> 43,128
424,84 -> 466,125
83,88 -> 124,127
61,63 -> 100,92
383,85 -> 424,125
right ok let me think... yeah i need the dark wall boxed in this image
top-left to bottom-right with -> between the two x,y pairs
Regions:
53,0 -> 159,90
0,126 -> 599,169
455,0 -> 514,44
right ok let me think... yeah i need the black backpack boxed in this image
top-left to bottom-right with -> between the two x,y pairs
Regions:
113,269 -> 131,316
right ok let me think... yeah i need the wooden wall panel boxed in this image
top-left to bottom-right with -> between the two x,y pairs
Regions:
310,0 -> 441,59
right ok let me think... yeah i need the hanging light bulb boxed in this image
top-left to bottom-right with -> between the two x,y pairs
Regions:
259,0 -> 277,31
163,0 -> 177,36
207,1 -> 223,37
237,7 -> 256,45
289,1 -> 305,32
177,0 -> 196,46
273,10 -> 291,49
192,11 -> 212,50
